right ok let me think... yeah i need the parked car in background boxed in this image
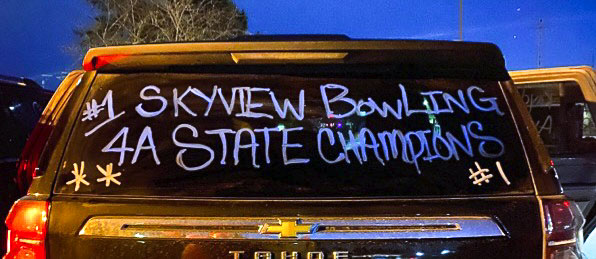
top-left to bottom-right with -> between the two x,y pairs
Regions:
0,75 -> 53,255
510,66 -> 596,241
4,37 -> 588,258
13,72 -> 84,195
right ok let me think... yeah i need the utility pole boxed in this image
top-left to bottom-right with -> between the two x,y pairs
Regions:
537,19 -> 544,68
459,0 -> 463,41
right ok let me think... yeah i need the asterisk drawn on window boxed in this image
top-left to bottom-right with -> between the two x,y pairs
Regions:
82,90 -> 125,137
66,161 -> 90,192
96,163 -> 122,187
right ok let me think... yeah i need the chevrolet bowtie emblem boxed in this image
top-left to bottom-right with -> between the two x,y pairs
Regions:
259,219 -> 314,238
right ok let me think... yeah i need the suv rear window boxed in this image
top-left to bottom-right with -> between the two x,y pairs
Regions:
517,81 -> 596,155
54,73 -> 532,197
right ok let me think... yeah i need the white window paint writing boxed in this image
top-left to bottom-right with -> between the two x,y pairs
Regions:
78,83 -> 512,186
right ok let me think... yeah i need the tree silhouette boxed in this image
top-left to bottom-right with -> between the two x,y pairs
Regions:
76,0 -> 247,52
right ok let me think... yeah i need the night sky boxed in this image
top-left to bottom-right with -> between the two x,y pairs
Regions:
0,0 -> 594,90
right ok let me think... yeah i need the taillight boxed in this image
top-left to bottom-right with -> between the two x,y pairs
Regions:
16,124 -> 53,195
543,199 -> 585,259
4,200 -> 48,259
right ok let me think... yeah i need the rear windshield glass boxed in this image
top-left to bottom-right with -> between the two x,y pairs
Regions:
54,73 -> 532,197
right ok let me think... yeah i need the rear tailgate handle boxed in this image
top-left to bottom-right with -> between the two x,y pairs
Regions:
79,216 -> 506,240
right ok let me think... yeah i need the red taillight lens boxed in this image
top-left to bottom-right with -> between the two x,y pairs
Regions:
4,200 -> 48,259
16,124 -> 53,195
543,199 -> 584,259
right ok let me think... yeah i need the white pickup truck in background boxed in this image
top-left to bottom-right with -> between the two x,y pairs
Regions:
511,66 -> 596,254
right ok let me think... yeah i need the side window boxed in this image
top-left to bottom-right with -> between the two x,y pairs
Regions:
577,102 -> 596,154
0,85 -> 51,160
3,87 -> 39,131
517,81 -> 596,155
0,85 -> 30,158
584,104 -> 596,139
518,82 -> 561,152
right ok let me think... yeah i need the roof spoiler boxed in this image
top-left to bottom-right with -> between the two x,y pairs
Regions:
81,38 -> 510,80
229,34 -> 351,41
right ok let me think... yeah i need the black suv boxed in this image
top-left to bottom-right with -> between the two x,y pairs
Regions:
3,37 -> 587,259
0,75 -> 52,255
